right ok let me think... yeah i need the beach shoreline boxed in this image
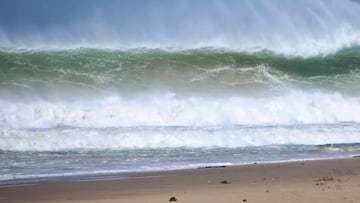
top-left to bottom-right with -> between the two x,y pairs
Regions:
1,157 -> 360,203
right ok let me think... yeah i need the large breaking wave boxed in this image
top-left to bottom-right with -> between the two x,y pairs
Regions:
1,47 -> 360,95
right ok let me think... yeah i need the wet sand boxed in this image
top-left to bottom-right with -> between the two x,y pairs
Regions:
1,158 -> 360,203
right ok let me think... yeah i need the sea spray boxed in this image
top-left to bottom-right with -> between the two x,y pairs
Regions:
1,0 -> 360,56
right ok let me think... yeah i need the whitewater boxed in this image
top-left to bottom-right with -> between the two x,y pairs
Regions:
1,0 -> 360,184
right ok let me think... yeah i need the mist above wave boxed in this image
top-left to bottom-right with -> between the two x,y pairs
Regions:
1,0 -> 360,57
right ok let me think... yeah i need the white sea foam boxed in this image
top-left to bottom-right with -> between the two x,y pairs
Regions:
0,91 -> 359,129
1,60 -> 359,152
1,90 -> 360,151
1,124 -> 360,151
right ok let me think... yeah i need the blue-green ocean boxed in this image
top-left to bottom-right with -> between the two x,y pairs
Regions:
1,0 -> 360,184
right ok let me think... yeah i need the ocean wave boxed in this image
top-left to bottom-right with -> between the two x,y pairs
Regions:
2,47 -> 360,73
1,47 -> 360,94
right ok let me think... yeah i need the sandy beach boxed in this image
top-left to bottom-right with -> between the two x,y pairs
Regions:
1,158 -> 359,203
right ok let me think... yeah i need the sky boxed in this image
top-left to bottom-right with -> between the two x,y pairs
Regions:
1,0 -> 358,32
0,0 -> 100,30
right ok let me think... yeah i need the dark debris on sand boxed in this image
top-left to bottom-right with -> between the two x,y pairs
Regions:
220,180 -> 230,184
314,177 -> 334,182
198,165 -> 227,169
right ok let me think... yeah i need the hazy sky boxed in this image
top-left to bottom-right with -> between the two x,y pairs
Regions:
2,0 -> 358,32
0,0 -> 101,30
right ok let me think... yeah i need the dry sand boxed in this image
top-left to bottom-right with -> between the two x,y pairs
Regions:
1,158 -> 360,203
